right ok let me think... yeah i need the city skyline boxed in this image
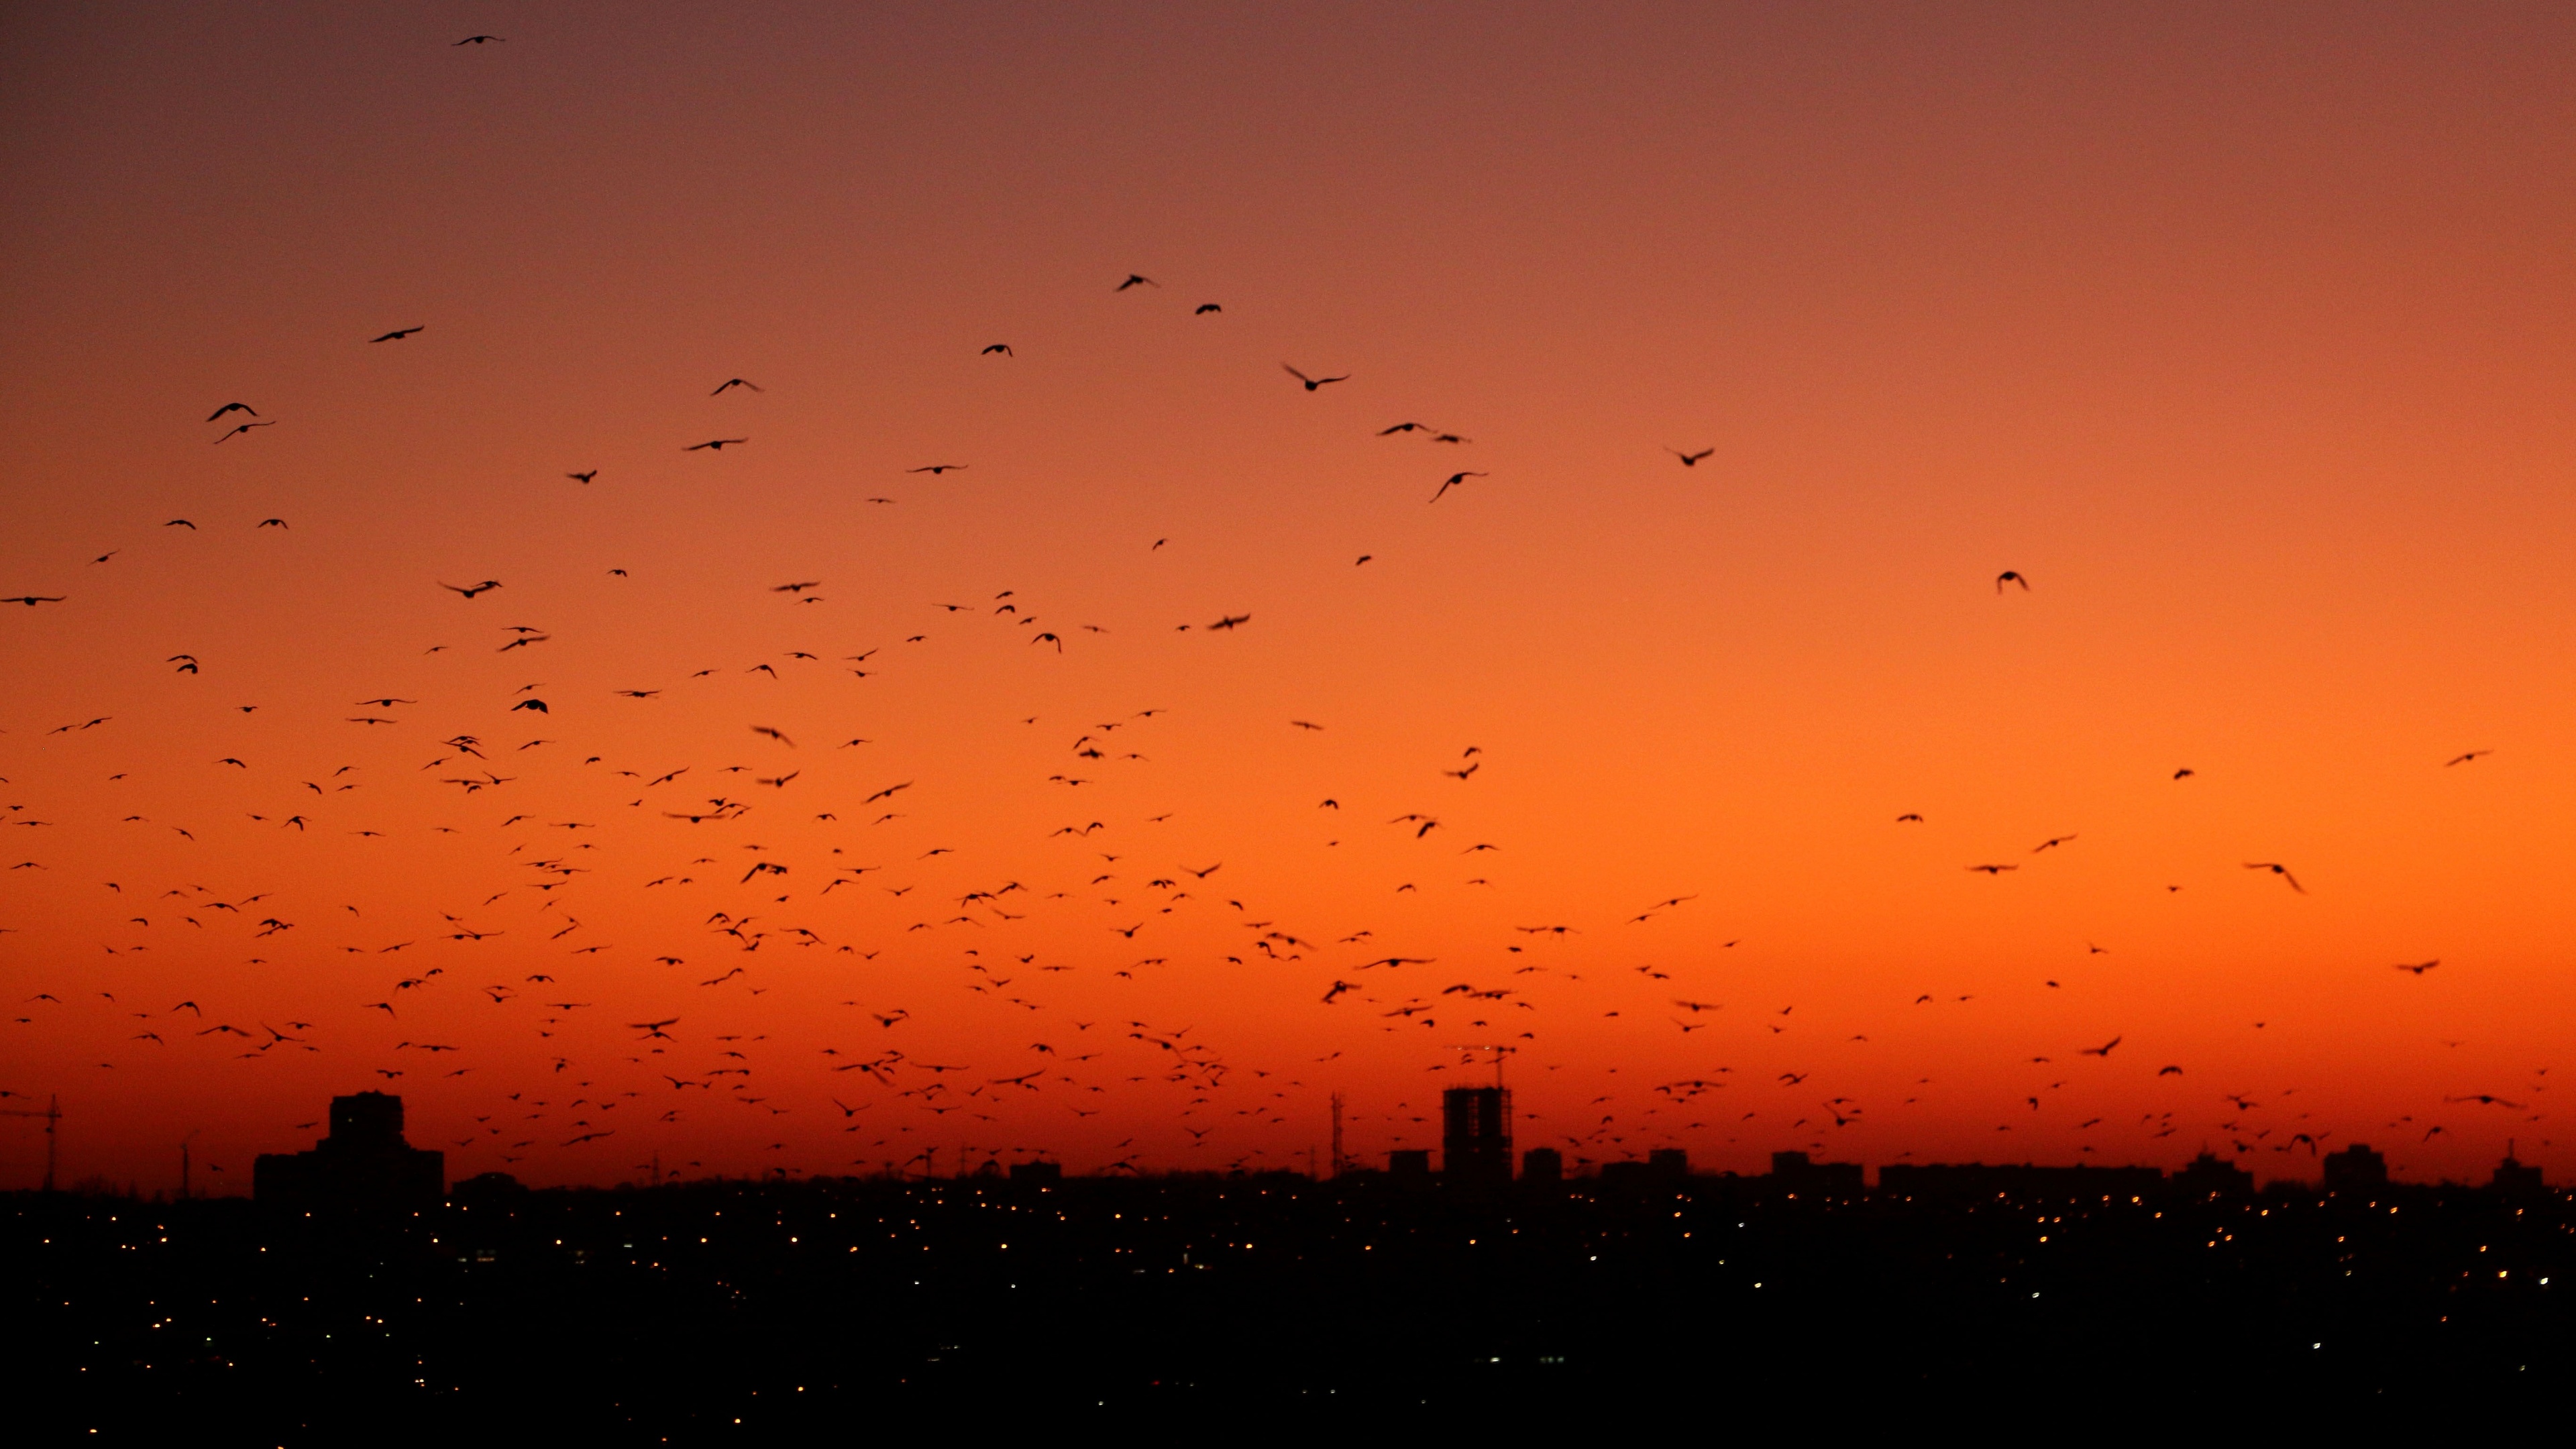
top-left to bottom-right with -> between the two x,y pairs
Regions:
5,4 -> 2573,1191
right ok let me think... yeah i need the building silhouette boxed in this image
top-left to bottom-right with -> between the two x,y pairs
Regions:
1520,1146 -> 1564,1185
1768,1150 -> 1865,1195
2491,1144 -> 2544,1198
1440,1087 -> 1512,1187
2320,1143 -> 2389,1193
2172,1151 -> 2254,1195
1596,1148 -> 1688,1190
1387,1148 -> 1432,1183
1008,1161 -> 1063,1184
1878,1160 -> 2162,1199
253,1091 -> 443,1210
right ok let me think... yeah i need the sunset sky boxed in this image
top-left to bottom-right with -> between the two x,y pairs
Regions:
3,3 -> 2571,1192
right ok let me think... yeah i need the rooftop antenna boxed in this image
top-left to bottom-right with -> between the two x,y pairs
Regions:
1,1095 -> 61,1192
1329,1092 -> 1344,1178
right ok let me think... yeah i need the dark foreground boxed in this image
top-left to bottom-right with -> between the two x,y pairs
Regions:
8,1175 -> 2569,1438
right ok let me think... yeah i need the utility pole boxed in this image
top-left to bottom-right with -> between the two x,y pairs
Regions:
1,1095 -> 61,1192
180,1129 -> 199,1200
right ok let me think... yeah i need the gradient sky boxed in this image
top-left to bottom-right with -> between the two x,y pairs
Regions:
3,2 -> 2572,1192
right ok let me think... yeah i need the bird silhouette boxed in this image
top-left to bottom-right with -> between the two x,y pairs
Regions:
1283,365 -> 1348,392
2243,862 -> 2306,894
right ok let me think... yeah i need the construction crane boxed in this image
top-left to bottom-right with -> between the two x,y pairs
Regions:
1443,1044 -> 1517,1087
1,1094 -> 60,1193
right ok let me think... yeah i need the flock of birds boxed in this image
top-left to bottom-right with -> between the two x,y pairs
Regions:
0,35 -> 2548,1191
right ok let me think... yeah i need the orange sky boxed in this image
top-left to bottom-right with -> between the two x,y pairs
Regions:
3,3 -> 2572,1192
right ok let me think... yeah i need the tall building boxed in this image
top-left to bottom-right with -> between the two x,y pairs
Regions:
1520,1146 -> 1564,1185
1441,1086 -> 1512,1187
254,1091 -> 443,1210
2320,1143 -> 2389,1193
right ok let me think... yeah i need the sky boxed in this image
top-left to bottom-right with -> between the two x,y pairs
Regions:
2,2 -> 2571,1193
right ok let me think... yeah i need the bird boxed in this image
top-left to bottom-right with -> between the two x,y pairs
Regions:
439,580 -> 504,598
566,470 -> 597,484
1115,274 -> 1157,290
370,326 -> 425,342
1195,303 -> 1221,315
2078,1036 -> 2121,1057
1670,447 -> 1714,466
1966,864 -> 2018,875
206,403 -> 258,421
2445,751 -> 2491,766
2243,862 -> 2306,894
2031,835 -> 2077,853
2392,960 -> 2439,975
1895,813 -> 1923,823
453,34 -> 504,44
2173,768 -> 2195,780
981,344 -> 1013,356
907,464 -> 966,475
1283,365 -> 1348,392
1995,571 -> 2029,592
711,378 -> 763,394
1430,472 -> 1487,502
686,438 -> 748,451
4,596 -> 66,607
1208,614 -> 1250,631
215,421 -> 276,443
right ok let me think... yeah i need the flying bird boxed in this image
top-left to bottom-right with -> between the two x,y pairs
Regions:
215,421 -> 276,443
686,438 -> 748,451
370,326 -> 425,343
1115,274 -> 1157,290
1430,471 -> 1487,502
1283,365 -> 1348,392
2445,751 -> 2491,766
206,403 -> 258,421
1995,570 -> 2029,592
1670,447 -> 1714,466
2392,960 -> 2439,975
440,580 -> 503,599
2243,862 -> 2306,894
711,378 -> 763,394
